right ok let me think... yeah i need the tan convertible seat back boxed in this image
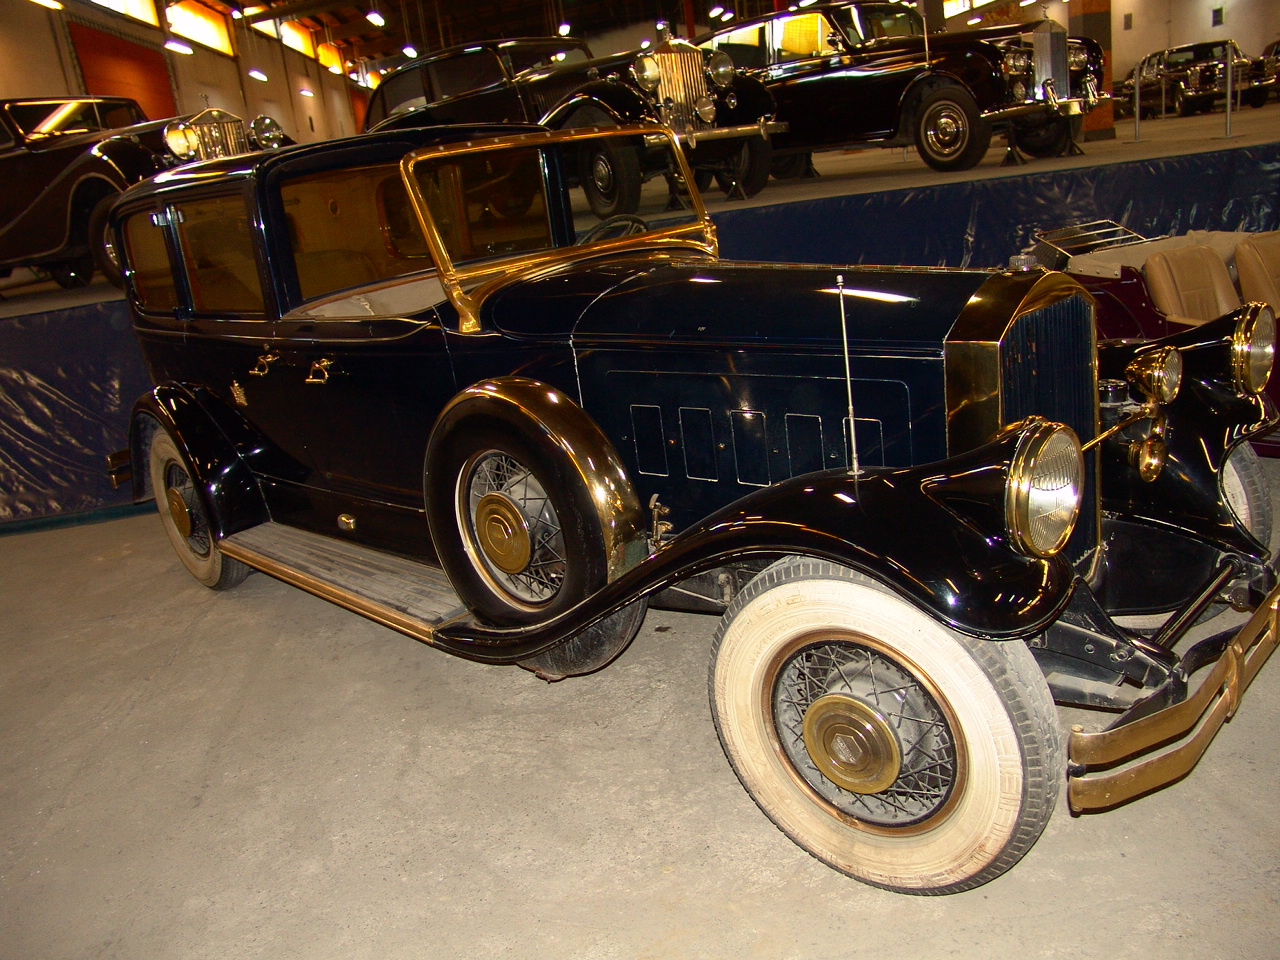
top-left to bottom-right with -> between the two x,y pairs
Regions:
1143,244 -> 1242,326
1235,230 -> 1280,310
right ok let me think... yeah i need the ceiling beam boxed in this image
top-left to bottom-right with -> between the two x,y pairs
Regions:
244,0 -> 347,25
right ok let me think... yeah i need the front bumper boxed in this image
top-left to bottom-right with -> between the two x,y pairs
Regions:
678,119 -> 787,148
984,75 -> 1105,122
1067,579 -> 1280,811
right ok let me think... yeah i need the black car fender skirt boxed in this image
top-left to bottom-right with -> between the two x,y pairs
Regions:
431,426 -> 1077,664
130,384 -> 268,541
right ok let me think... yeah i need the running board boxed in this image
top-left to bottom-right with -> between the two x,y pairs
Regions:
219,522 -> 469,646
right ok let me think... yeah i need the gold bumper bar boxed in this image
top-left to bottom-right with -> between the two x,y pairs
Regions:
1067,582 -> 1280,812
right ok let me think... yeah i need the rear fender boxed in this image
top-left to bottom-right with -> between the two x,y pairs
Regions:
130,384 -> 268,540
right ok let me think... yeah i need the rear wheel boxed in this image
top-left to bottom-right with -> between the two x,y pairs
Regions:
710,558 -> 1061,894
148,430 -> 250,590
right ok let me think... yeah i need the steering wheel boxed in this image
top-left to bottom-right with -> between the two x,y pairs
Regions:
580,214 -> 649,244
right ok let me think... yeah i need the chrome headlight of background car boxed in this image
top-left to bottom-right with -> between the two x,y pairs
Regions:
163,120 -> 201,160
1233,303 -> 1276,395
1006,421 -> 1084,558
248,115 -> 286,149
1003,47 -> 1033,75
707,50 -> 735,89
632,55 -> 661,92
1067,44 -> 1090,70
1126,345 -> 1183,404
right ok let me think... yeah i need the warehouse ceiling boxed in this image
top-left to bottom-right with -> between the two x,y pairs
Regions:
233,0 -> 776,67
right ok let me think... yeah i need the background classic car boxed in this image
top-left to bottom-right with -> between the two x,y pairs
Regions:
0,97 -> 285,288
362,35 -> 783,212
107,123 -> 1277,895
1112,39 -> 1272,118
695,0 -> 1105,173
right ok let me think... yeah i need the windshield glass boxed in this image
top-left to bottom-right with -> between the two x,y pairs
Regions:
407,129 -> 711,272
6,99 -> 146,138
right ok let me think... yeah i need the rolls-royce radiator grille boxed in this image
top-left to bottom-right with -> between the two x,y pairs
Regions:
1001,292 -> 1100,566
189,120 -> 250,160
655,49 -> 712,132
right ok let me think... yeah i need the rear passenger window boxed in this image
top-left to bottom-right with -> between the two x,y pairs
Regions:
173,196 -> 265,315
122,210 -> 179,312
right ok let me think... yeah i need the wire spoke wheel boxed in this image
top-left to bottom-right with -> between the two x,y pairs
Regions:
461,450 -> 567,606
710,558 -> 1061,894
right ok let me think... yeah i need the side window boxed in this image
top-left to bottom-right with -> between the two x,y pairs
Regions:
173,195 -> 266,315
702,25 -> 768,70
370,68 -> 428,124
280,163 -> 433,302
122,210 -> 179,312
771,14 -> 839,63
427,50 -> 506,100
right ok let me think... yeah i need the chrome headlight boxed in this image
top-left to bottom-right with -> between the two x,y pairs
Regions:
707,50 -> 735,89
1233,304 -> 1276,395
632,54 -> 661,92
695,96 -> 716,123
1126,345 -> 1183,404
163,120 -> 200,160
1067,45 -> 1090,70
1004,48 -> 1032,74
249,115 -> 286,149
1006,421 -> 1083,558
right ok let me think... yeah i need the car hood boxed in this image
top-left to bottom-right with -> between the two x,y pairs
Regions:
483,254 -> 991,352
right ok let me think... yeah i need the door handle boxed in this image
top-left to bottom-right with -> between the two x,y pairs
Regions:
305,358 -> 333,384
250,351 -> 279,376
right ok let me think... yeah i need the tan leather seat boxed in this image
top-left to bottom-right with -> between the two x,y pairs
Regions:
1235,230 -> 1280,309
1143,244 -> 1241,325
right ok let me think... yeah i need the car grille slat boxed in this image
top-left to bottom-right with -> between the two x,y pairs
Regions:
1001,292 -> 1100,565
190,120 -> 250,160
655,48 -> 711,132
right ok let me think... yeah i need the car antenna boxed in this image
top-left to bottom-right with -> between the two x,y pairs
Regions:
837,273 -> 861,477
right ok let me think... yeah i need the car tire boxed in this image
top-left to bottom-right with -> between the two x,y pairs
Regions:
709,557 -> 1062,895
770,151 -> 813,180
914,87 -> 991,172
46,257 -> 94,289
149,429 -> 251,590
427,422 -> 610,626
712,138 -> 772,198
1175,87 -> 1195,117
579,138 -> 641,219
1015,115 -> 1071,159
88,192 -> 124,287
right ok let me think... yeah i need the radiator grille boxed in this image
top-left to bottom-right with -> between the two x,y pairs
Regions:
1000,292 -> 1099,566
189,118 -> 250,160
654,47 -> 712,133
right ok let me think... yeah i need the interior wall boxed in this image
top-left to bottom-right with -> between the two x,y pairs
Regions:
0,0 -> 78,97
68,20 -> 175,121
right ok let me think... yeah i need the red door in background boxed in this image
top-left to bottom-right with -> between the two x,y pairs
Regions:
68,22 -> 176,121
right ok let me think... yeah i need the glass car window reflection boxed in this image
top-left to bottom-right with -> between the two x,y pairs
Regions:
280,162 -> 433,301
173,195 -> 266,315
122,210 -> 179,312
772,15 -> 840,62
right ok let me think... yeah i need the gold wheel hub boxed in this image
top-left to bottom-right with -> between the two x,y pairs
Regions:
165,486 -> 193,540
475,492 -> 531,575
802,693 -> 902,795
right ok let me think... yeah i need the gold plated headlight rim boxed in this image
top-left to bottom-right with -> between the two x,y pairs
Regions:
1006,421 -> 1084,558
1233,304 -> 1276,396
1125,345 -> 1182,404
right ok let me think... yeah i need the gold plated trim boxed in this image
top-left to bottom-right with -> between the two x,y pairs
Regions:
399,124 -> 717,335
1231,302 -> 1276,396
802,694 -> 902,795
1125,346 -> 1182,403
1067,583 -> 1280,811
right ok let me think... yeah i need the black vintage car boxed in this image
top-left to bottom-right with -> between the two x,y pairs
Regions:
362,35 -> 784,213
0,97 -> 286,288
106,122 -> 1277,894
1113,40 -> 1272,118
695,1 -> 1105,173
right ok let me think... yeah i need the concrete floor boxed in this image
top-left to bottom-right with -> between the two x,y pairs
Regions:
2,459 -> 1279,959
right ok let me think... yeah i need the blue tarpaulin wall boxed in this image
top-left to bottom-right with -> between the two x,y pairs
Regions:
3,141 -> 1279,527
712,143 -> 1280,267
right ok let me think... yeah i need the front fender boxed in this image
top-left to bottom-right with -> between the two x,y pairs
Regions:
130,384 -> 268,540
431,425 -> 1075,662
541,82 -> 653,128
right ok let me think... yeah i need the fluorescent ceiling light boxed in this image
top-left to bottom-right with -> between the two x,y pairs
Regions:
248,68 -> 269,81
164,39 -> 194,54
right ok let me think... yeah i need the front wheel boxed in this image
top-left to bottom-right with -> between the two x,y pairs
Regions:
88,192 -> 124,287
1015,116 -> 1071,159
709,558 -> 1062,894
707,138 -> 772,198
149,429 -> 250,590
579,139 -> 641,219
914,87 -> 991,172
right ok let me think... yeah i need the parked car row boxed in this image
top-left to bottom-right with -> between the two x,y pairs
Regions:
99,119 -> 1279,895
1113,38 -> 1277,119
